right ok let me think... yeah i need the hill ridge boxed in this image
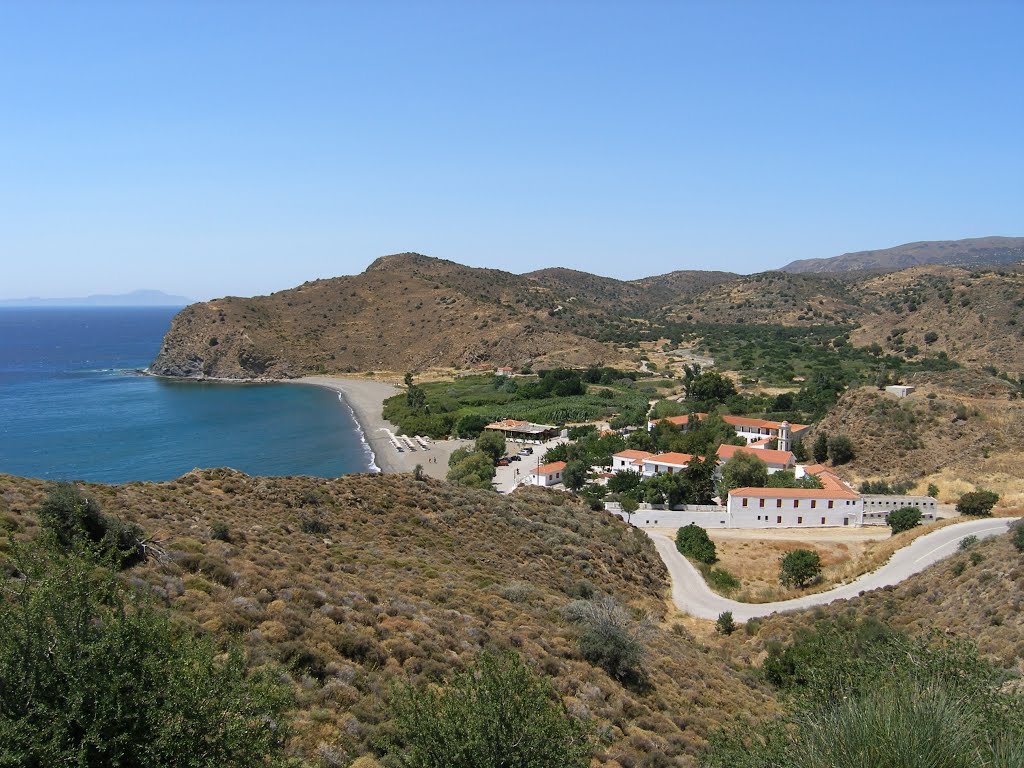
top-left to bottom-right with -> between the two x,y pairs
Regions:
781,236 -> 1024,274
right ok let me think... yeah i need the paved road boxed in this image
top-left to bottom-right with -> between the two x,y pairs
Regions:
649,517 -> 1019,621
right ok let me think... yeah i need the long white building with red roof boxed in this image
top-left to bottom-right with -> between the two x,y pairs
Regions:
726,467 -> 864,528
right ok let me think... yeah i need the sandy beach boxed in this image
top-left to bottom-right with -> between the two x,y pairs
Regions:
294,375 -> 469,479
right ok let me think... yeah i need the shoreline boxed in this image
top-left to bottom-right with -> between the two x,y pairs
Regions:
289,375 -> 470,479
141,370 -> 468,479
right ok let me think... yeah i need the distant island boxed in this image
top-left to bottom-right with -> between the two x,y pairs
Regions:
0,289 -> 193,307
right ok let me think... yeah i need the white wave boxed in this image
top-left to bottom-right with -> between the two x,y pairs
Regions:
336,392 -> 381,473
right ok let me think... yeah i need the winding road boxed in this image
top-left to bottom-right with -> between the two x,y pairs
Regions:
649,517 -> 1019,621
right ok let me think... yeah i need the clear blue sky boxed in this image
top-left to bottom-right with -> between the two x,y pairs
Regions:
2,1 -> 1021,300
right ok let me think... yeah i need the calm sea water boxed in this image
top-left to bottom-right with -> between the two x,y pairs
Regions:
0,308 -> 374,483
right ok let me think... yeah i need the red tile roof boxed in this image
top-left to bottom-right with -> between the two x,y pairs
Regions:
642,452 -> 693,467
716,443 -> 795,467
613,450 -> 655,460
533,461 -> 566,476
729,485 -> 858,499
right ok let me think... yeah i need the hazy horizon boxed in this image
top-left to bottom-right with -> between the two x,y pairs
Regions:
2,1 -> 1021,300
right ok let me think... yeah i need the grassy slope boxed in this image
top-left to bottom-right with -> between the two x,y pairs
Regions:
0,471 -> 774,767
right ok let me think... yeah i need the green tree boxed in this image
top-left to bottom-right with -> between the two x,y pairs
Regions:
388,651 -> 592,768
715,611 -> 736,636
791,439 -> 808,462
957,490 -> 999,517
406,384 -> 426,410
675,524 -> 717,564
607,470 -> 642,495
717,452 -> 769,499
827,435 -> 855,465
618,495 -> 639,523
780,548 -> 821,588
454,413 -> 490,438
680,455 -> 718,505
927,482 -> 940,499
0,544 -> 291,768
474,430 -> 506,464
887,506 -> 922,534
562,460 -> 589,491
812,432 -> 829,464
686,371 -> 737,404
446,451 -> 496,490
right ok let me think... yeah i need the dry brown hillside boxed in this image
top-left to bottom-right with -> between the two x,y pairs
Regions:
664,271 -> 862,326
743,526 -> 1024,672
848,265 -> 1024,372
807,370 -> 1024,505
0,471 -> 775,767
150,254 -> 620,379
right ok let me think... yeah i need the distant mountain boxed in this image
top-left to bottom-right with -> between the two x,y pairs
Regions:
0,289 -> 193,307
780,236 -> 1024,274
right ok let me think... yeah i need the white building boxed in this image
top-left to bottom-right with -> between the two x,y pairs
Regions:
726,468 -> 864,528
885,385 -> 916,398
639,452 -> 693,477
862,494 -> 938,525
611,450 -> 653,472
527,461 -> 566,487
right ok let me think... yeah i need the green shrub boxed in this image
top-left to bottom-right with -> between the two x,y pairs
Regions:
676,524 -> 717,564
1013,522 -> 1024,553
300,514 -> 330,535
705,619 -> 1024,768
566,597 -> 649,685
705,567 -> 741,594
387,651 -> 592,767
958,534 -> 978,551
779,549 -> 821,589
887,507 -> 922,534
0,544 -> 291,767
957,490 -> 999,517
36,482 -> 145,568
210,521 -> 231,542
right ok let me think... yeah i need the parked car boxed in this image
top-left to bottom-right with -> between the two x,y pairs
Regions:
508,455 -> 521,462
518,447 -> 533,455
496,458 -> 510,467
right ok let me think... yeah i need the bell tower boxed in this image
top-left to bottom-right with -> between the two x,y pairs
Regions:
778,421 -> 792,453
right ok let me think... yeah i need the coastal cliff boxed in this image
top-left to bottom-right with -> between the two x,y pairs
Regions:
150,253 -> 620,379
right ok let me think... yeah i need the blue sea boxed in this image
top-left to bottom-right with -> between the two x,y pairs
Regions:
0,308 -> 375,483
